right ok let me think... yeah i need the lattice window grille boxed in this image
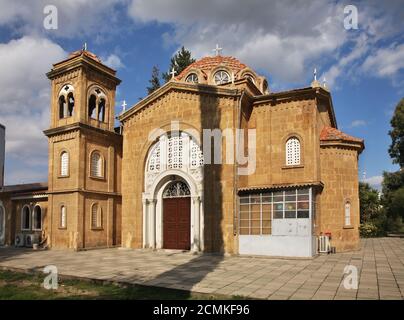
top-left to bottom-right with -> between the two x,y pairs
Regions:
61,152 -> 69,176
190,139 -> 204,168
148,145 -> 161,172
286,138 -> 301,165
91,152 -> 102,177
167,136 -> 183,169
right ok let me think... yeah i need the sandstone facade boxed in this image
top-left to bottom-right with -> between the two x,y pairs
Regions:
0,51 -> 363,256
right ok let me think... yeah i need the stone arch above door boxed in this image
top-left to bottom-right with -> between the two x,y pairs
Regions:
144,131 -> 203,194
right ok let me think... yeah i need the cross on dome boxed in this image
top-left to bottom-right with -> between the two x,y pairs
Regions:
213,44 -> 223,56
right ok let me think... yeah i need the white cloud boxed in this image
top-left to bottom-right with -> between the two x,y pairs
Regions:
0,36 -> 67,184
0,0 -> 123,38
129,0 -> 404,88
129,0 -> 346,84
362,175 -> 383,188
349,120 -> 367,128
103,54 -> 125,70
322,34 -> 371,89
362,43 -> 404,78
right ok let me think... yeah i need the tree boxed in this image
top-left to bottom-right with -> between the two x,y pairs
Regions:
390,187 -> 404,218
162,47 -> 195,83
359,182 -> 381,223
388,98 -> 404,168
147,66 -> 161,95
382,170 -> 404,219
359,182 -> 387,237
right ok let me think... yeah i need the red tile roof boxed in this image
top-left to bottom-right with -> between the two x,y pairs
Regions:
320,126 -> 363,143
177,56 -> 247,79
68,50 -> 102,63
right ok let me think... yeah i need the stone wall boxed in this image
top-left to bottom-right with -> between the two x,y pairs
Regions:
121,87 -> 239,253
319,146 -> 360,251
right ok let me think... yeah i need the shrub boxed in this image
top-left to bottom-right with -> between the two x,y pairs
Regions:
360,222 -> 380,238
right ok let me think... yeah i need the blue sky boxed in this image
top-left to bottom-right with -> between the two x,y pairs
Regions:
0,0 -> 403,189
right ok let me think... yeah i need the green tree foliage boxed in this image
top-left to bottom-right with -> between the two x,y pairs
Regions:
359,182 -> 380,223
382,170 -> 404,219
390,187 -> 404,218
380,97 -> 404,233
359,182 -> 386,237
388,98 -> 404,168
162,47 -> 195,83
147,66 -> 161,95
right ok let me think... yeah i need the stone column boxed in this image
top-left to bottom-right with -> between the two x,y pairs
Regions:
149,199 -> 157,249
142,198 -> 147,248
192,196 -> 201,252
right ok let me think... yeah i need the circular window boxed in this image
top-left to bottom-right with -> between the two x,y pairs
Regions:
185,73 -> 198,83
214,70 -> 230,85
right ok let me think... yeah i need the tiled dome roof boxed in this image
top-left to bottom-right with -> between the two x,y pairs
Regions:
68,50 -> 102,63
177,56 -> 248,79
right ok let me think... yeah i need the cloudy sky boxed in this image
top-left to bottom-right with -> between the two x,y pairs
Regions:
0,0 -> 403,188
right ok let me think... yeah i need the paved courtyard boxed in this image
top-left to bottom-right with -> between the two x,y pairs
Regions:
1,238 -> 404,300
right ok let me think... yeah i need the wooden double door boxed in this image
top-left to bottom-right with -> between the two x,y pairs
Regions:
163,197 -> 191,250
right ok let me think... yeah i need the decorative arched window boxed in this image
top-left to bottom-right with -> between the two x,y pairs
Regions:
67,92 -> 74,117
146,133 -> 203,173
262,80 -> 269,94
21,205 -> 31,230
33,205 -> 42,231
163,181 -> 191,198
59,95 -> 66,119
60,205 -> 67,228
98,98 -> 106,122
58,85 -> 75,119
214,70 -> 230,85
88,87 -> 107,122
89,94 -> 97,119
91,203 -> 102,229
185,73 -> 198,83
90,151 -> 103,178
345,201 -> 351,226
286,137 -> 301,166
60,151 -> 69,176
244,73 -> 255,84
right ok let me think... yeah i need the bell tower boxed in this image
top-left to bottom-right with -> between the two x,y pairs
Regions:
44,48 -> 122,250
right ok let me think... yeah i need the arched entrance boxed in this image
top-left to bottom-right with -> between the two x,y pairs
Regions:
162,181 -> 191,250
143,130 -> 204,252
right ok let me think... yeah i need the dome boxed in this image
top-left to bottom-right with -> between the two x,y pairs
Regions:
177,56 -> 247,79
177,55 -> 268,93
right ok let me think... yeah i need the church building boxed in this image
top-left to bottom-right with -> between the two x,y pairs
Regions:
0,48 -> 364,257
